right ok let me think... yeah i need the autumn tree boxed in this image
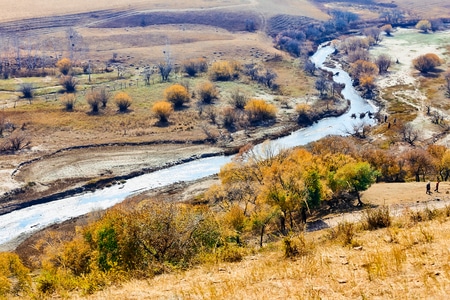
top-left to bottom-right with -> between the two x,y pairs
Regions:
0,252 -> 31,297
332,161 -> 378,206
403,148 -> 434,182
114,92 -> 132,112
152,101 -> 173,123
416,20 -> 431,33
56,57 -> 72,75
413,53 -> 443,73
381,24 -> 393,36
351,60 -> 379,80
164,84 -> 190,108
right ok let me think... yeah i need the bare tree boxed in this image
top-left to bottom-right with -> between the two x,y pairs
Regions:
303,59 -> 316,76
375,54 -> 392,74
315,75 -> 329,98
364,27 -> 383,45
158,43 -> 173,82
400,123 -> 420,145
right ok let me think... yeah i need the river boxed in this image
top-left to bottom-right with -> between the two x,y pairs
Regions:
0,44 -> 378,250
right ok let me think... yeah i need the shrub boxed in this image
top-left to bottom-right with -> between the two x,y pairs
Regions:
413,53 -> 443,73
375,54 -> 392,74
283,235 -> 312,258
245,99 -> 277,123
197,81 -> 219,104
295,103 -> 315,125
222,107 -> 240,129
152,101 -> 173,123
0,252 -> 31,297
415,19 -> 431,33
60,75 -> 77,93
381,24 -> 393,36
61,93 -> 76,111
229,88 -> 249,109
183,58 -> 208,77
209,61 -> 241,81
164,84 -> 190,108
351,60 -> 379,80
98,88 -> 111,108
114,92 -> 132,112
86,91 -> 101,114
363,206 -> 391,230
19,83 -> 34,99
56,58 -> 72,75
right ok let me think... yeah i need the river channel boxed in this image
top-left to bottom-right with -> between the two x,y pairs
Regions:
0,44 -> 377,250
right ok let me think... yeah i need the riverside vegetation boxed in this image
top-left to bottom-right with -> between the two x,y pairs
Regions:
0,0 -> 450,299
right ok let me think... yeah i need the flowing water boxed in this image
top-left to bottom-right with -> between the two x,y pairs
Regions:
0,44 -> 378,249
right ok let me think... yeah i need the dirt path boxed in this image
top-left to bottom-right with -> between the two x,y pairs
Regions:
308,182 -> 450,231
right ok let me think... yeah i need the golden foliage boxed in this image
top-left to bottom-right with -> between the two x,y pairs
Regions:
413,53 -> 443,73
114,92 -> 132,112
164,84 -> 190,108
151,101 -> 173,122
0,252 -> 31,297
244,99 -> 277,123
351,59 -> 379,80
209,60 -> 241,81
56,58 -> 72,75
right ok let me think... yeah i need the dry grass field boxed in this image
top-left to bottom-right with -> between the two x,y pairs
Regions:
81,204 -> 450,299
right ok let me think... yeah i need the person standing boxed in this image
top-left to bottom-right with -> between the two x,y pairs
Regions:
435,180 -> 440,192
426,181 -> 431,195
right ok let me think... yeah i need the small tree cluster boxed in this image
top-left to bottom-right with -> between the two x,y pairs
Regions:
152,101 -> 173,123
182,58 -> 208,77
375,54 -> 392,74
244,99 -> 277,123
229,88 -> 249,109
60,75 -> 77,93
413,53 -> 443,73
209,61 -> 241,81
197,81 -> 219,104
381,24 -> 393,36
114,92 -> 132,112
56,58 -> 72,75
164,84 -> 190,108
416,20 -> 431,33
61,93 -> 76,111
243,63 -> 278,89
19,83 -> 34,100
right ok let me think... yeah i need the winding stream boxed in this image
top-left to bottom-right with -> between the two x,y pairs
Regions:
0,44 -> 377,249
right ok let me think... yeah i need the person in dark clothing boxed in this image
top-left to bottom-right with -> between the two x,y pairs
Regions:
435,180 -> 440,192
426,181 -> 431,195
